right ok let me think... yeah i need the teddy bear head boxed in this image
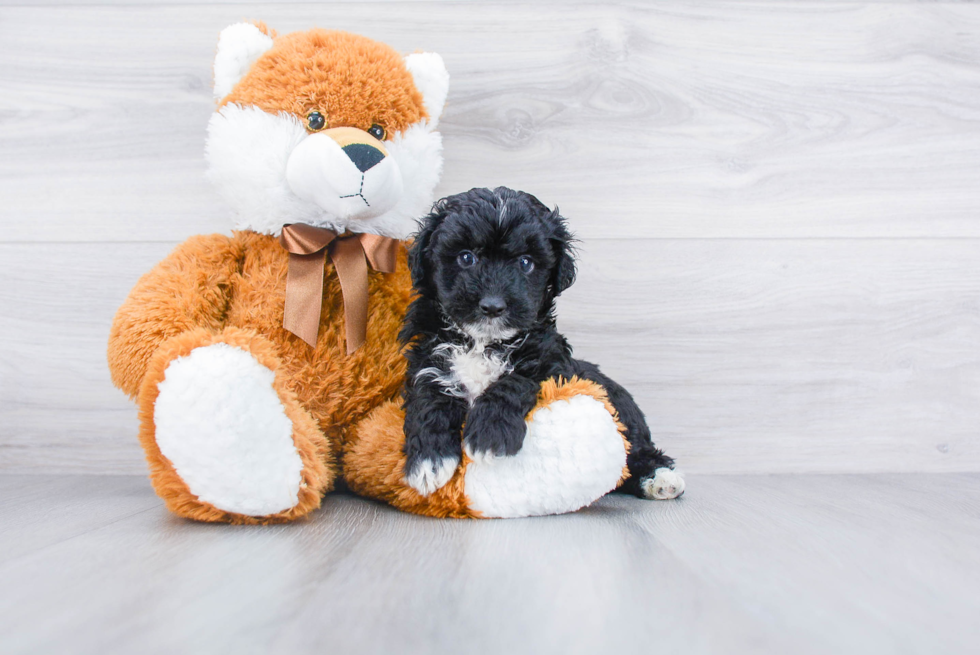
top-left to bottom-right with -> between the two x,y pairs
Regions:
205,23 -> 448,240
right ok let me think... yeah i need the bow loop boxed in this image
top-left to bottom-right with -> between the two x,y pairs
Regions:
279,224 -> 398,353
279,223 -> 337,255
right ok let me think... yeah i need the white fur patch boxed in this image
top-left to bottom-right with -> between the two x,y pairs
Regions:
405,456 -> 460,496
462,321 -> 519,344
464,395 -> 627,518
213,23 -> 274,100
416,337 -> 517,405
154,343 -> 304,516
641,467 -> 686,500
206,107 -> 442,240
404,52 -> 449,128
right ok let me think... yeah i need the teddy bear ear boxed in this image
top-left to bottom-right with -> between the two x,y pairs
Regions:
213,23 -> 275,100
404,52 -> 450,128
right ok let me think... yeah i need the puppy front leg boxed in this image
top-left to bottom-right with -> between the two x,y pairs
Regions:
463,374 -> 540,459
403,385 -> 467,496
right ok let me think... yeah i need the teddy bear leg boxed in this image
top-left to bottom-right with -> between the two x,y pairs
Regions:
137,328 -> 334,524
344,377 -> 629,519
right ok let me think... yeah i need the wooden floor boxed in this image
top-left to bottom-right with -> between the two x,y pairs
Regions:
1,473 -> 977,655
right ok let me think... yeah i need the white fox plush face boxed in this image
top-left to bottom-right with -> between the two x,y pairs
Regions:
205,23 -> 449,240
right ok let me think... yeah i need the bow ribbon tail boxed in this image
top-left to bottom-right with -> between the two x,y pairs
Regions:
331,237 -> 371,354
283,251 -> 328,348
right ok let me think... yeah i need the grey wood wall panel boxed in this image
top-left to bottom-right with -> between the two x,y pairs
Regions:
2,3 -> 980,242
2,2 -> 978,475
2,239 -> 977,474
561,238 -> 980,473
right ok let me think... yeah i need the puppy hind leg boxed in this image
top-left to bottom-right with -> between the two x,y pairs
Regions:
570,359 -> 684,500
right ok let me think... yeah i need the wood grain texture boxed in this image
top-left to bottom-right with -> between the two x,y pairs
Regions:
1,473 -> 978,655
1,2 -> 979,475
2,239 -> 977,474
1,3 -> 980,241
559,238 -> 980,473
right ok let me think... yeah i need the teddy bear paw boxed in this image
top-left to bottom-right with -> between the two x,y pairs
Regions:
154,343 -> 305,516
640,467 -> 686,500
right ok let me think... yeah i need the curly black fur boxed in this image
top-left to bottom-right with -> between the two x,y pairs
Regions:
401,187 -> 676,497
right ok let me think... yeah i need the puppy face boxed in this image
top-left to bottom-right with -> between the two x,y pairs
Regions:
410,187 -> 576,341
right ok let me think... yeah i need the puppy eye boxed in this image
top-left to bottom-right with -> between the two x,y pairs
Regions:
307,111 -> 326,132
368,124 -> 386,140
518,255 -> 535,274
457,251 -> 477,268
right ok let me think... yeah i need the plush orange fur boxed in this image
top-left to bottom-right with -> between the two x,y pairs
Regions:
221,29 -> 427,136
108,232 -> 412,521
108,233 -> 244,400
344,377 -> 630,518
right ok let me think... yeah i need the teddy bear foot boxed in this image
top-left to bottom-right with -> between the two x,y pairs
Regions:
154,342 -> 305,516
464,391 -> 627,518
640,468 -> 686,500
139,329 -> 334,524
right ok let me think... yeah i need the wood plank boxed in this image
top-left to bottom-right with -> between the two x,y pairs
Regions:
614,473 -> 980,655
0,473 -> 977,655
558,238 -> 980,473
0,242 -> 173,474
2,3 -> 980,241
1,239 -> 977,474
0,475 -> 161,564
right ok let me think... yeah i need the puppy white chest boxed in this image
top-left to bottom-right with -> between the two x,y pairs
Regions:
428,341 -> 512,405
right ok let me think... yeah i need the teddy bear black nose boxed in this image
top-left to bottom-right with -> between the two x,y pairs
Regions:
342,143 -> 386,173
479,296 -> 507,318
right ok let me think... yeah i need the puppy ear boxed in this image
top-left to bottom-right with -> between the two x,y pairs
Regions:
548,209 -> 577,296
408,206 -> 445,288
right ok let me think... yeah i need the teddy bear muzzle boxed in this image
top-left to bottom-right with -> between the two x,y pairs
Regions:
286,126 -> 405,221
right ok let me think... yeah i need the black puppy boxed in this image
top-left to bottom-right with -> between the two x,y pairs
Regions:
400,187 -> 684,499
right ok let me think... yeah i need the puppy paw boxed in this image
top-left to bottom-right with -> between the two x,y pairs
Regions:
640,467 -> 686,500
463,402 -> 527,459
404,454 -> 460,496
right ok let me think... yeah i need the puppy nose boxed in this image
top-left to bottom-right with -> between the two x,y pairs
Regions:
479,296 -> 507,318
342,143 -> 385,173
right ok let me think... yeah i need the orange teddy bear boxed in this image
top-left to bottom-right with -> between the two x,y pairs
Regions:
108,23 -> 631,523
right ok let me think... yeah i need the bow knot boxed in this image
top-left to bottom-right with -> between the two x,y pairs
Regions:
279,224 -> 398,353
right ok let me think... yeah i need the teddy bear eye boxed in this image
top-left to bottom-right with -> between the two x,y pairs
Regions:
367,124 -> 386,140
457,251 -> 477,268
518,256 -> 535,274
307,111 -> 326,132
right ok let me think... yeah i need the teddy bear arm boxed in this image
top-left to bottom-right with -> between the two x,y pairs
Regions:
107,233 -> 242,398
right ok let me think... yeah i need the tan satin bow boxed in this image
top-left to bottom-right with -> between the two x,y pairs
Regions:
279,224 -> 398,353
